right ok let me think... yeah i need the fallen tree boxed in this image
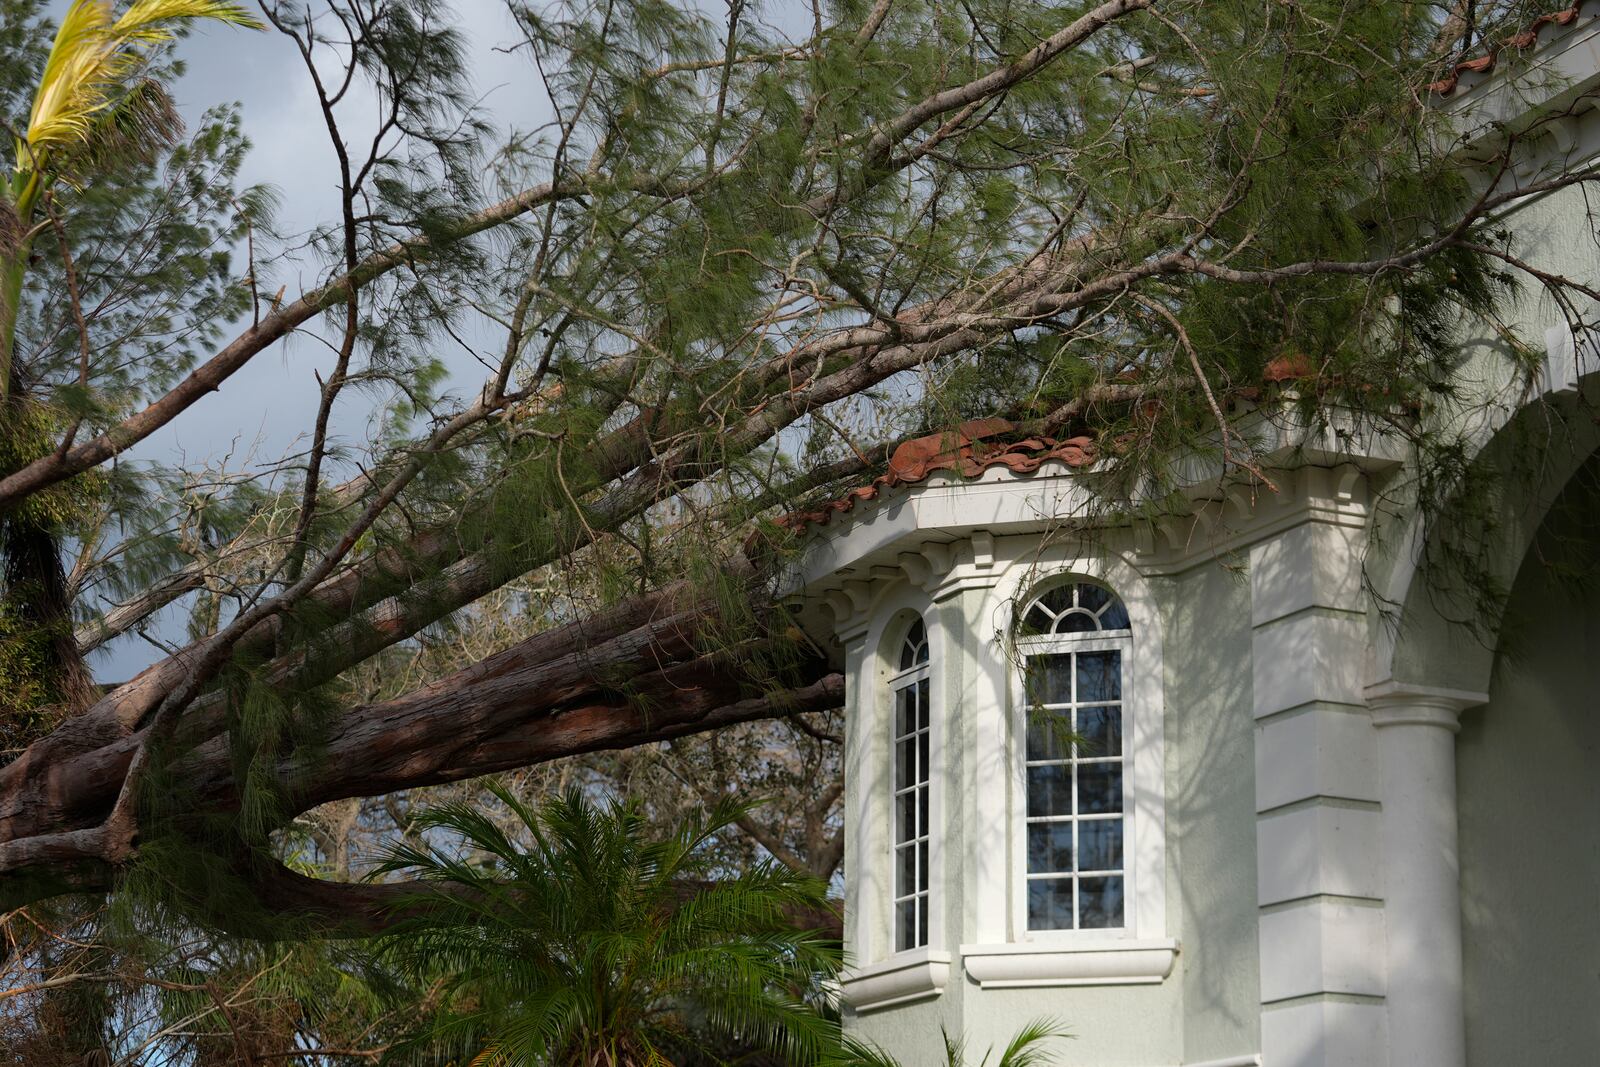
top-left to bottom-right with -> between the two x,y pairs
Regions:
0,0 -> 1595,926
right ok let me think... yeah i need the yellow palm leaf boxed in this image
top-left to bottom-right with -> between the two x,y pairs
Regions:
22,0 -> 261,161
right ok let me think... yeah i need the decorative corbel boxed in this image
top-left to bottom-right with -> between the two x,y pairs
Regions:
970,530 -> 996,570
898,552 -> 933,588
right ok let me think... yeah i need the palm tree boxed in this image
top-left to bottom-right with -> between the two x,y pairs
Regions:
827,1019 -> 1071,1067
0,0 -> 259,731
371,783 -> 843,1067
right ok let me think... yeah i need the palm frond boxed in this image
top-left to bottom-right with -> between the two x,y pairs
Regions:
992,1017 -> 1072,1067
370,783 -> 844,1064
23,0 -> 259,160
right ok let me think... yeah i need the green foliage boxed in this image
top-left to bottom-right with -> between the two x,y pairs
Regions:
371,782 -> 841,1065
826,1017 -> 1070,1067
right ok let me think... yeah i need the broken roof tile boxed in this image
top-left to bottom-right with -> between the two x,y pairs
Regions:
1426,3 -> 1588,95
778,418 -> 1096,534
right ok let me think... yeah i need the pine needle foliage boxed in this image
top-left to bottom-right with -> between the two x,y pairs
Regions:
370,783 -> 842,1066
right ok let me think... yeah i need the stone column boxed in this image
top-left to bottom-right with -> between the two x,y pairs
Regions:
1247,469 -> 1386,1066
1365,683 -> 1484,1067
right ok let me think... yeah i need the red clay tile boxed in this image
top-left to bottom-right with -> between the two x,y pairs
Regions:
1426,3 -> 1585,95
778,419 -> 1097,533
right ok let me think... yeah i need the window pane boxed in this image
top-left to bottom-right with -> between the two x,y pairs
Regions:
918,840 -> 929,893
896,737 -> 916,789
897,791 -> 917,842
897,844 -> 916,895
1100,597 -> 1131,631
1078,762 -> 1123,814
1025,654 -> 1072,706
918,895 -> 929,947
1057,610 -> 1098,633
1026,764 -> 1073,817
918,785 -> 928,838
900,619 -> 926,670
1077,583 -> 1110,613
1079,876 -> 1125,929
918,730 -> 929,779
1027,822 -> 1074,874
1027,877 -> 1075,930
1077,705 -> 1122,757
917,678 -> 930,730
1078,818 -> 1124,872
1076,650 -> 1122,702
1021,604 -> 1054,636
896,686 -> 915,737
1026,710 -> 1072,761
1037,584 -> 1073,616
897,899 -> 917,950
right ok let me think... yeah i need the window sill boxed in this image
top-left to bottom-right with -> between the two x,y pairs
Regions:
839,947 -> 951,1012
959,938 -> 1179,988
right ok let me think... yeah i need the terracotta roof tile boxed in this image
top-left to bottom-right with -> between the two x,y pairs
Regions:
1263,353 -> 1316,382
778,418 -> 1096,533
1426,3 -> 1588,95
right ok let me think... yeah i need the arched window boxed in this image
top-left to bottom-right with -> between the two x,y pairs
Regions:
1017,581 -> 1131,932
891,617 -> 931,951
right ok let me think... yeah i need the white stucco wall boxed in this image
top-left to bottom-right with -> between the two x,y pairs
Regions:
1161,563 -> 1260,1061
840,543 -> 1262,1065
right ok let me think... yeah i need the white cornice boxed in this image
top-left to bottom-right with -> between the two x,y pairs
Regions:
838,948 -> 951,1012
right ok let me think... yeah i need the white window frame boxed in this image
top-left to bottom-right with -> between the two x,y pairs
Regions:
889,621 -> 932,953
1015,628 -> 1132,935
839,598 -> 952,1011
1005,578 -> 1166,948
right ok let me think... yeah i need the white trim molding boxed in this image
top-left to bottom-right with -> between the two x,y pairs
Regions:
838,947 -> 951,1012
959,938 -> 1179,988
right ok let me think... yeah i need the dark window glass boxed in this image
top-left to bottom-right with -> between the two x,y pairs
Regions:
1077,583 -> 1111,614
1021,604 -> 1054,636
897,899 -> 917,950
1078,819 -> 1124,872
898,791 -> 917,841
1018,586 -> 1131,933
892,619 -> 931,950
1078,763 -> 1124,815
897,844 -> 916,893
897,737 -> 916,790
1058,610 -> 1098,634
1099,597 -> 1131,631
1025,654 -> 1073,706
1027,877 -> 1076,930
1026,765 -> 1074,817
1027,822 -> 1075,874
1076,651 -> 1122,702
1026,711 -> 1073,761
1078,876 -> 1124,928
1077,706 -> 1122,758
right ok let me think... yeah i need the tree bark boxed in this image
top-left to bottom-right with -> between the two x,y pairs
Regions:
0,573 -> 843,908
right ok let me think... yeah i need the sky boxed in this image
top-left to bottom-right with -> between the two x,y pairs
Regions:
66,0 -> 817,681
76,0 -> 560,679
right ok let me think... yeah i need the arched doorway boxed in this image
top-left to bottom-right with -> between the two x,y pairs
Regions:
1456,451 -> 1600,1065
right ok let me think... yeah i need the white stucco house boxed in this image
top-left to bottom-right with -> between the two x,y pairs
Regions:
784,11 -> 1600,1067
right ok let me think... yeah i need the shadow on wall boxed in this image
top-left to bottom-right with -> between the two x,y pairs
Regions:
1158,560 -> 1262,1057
1457,449 -> 1600,1067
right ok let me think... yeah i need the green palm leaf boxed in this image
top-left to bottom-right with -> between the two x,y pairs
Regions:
371,781 -> 842,1066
